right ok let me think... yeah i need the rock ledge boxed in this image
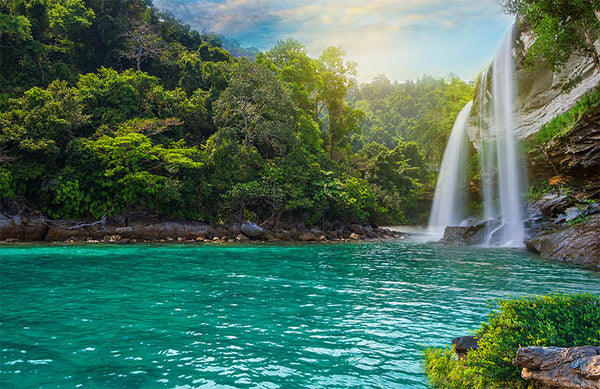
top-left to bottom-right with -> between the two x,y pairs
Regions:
513,346 -> 600,389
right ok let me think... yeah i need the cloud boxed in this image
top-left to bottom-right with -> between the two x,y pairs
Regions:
153,0 -> 514,82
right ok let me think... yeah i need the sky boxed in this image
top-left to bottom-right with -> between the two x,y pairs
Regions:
152,0 -> 515,83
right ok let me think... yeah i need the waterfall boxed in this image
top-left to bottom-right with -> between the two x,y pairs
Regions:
488,28 -> 525,246
478,67 -> 497,226
428,101 -> 473,237
428,27 -> 526,246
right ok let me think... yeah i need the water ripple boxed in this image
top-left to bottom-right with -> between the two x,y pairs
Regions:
1,241 -> 599,388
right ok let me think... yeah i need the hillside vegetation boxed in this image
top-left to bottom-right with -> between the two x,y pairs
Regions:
1,0 -> 472,226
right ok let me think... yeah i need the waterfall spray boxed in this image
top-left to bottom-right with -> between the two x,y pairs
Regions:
428,101 -> 473,237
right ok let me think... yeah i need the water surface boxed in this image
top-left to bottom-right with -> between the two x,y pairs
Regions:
2,242 -> 599,388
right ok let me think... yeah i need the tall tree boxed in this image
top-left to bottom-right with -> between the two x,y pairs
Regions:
213,60 -> 296,158
318,46 -> 360,160
502,0 -> 600,73
122,23 -> 165,71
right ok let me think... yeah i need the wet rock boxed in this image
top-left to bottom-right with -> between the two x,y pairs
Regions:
241,221 -> 267,238
442,221 -> 487,246
526,107 -> 600,184
514,346 -> 600,389
525,214 -> 600,268
538,195 -> 572,218
349,233 -> 360,240
564,207 -> 584,223
586,203 -> 599,216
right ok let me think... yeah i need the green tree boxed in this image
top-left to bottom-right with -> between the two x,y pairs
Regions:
213,60 -> 296,158
318,46 -> 361,160
84,131 -> 203,216
502,0 -> 600,73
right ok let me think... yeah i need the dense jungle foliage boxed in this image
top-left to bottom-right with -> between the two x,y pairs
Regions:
0,0 -> 472,225
424,294 -> 600,388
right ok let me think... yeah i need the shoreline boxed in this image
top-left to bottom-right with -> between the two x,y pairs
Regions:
0,212 -> 405,245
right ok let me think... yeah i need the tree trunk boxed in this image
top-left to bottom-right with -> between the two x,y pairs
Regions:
35,55 -> 45,85
136,43 -> 142,71
581,22 -> 600,73
329,136 -> 335,160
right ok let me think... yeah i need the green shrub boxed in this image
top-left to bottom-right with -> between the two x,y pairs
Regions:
535,88 -> 600,144
424,293 -> 600,388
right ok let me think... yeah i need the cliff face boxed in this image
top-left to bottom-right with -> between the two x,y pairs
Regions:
512,31 -> 600,141
527,106 -> 600,183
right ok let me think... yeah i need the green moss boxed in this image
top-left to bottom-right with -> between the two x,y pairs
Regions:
535,87 -> 600,144
424,293 -> 600,389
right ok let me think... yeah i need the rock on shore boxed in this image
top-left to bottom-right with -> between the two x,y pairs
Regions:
0,212 -> 402,244
525,214 -> 600,268
513,346 -> 600,389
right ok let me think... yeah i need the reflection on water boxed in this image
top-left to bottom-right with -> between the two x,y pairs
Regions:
1,242 -> 599,388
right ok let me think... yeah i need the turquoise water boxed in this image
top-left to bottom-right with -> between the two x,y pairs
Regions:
1,242 -> 599,388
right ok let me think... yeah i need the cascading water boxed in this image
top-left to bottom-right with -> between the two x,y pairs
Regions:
428,27 -> 526,246
489,28 -> 525,246
478,67 -> 497,226
428,101 -> 473,237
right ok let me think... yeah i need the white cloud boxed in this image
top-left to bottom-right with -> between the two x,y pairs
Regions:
154,0 -> 514,82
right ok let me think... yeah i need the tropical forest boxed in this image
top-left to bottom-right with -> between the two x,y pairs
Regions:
1,1 -> 599,388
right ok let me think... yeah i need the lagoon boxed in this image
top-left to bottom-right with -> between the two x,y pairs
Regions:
1,242 -> 599,388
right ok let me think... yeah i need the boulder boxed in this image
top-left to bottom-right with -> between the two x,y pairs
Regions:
295,223 -> 308,233
0,213 -> 49,241
442,221 -> 487,246
452,336 -> 479,359
235,234 -> 249,242
128,220 -> 212,240
525,214 -> 600,268
514,346 -> 600,389
452,336 -> 479,353
241,221 -> 267,238
331,220 -> 345,232
349,224 -> 365,235
299,232 -> 316,241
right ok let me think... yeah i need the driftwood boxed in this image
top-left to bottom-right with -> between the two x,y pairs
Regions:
48,215 -> 108,231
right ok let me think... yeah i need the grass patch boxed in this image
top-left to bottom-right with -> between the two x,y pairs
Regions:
423,293 -> 600,388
